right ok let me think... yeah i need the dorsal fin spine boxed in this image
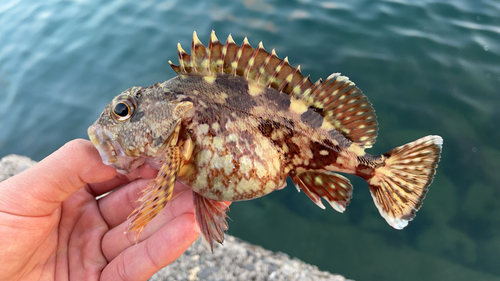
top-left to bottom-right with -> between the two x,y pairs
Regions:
208,30 -> 223,74
244,41 -> 264,79
292,74 -> 310,99
284,65 -> 306,95
270,56 -> 288,91
168,60 -> 181,74
236,37 -> 255,77
245,53 -> 255,79
305,79 -> 323,105
221,36 -> 229,56
222,34 -> 238,75
261,49 -> 278,86
220,38 -> 228,74
300,76 -> 314,97
194,31 -> 210,74
256,46 -> 272,83
191,31 -> 200,73
251,42 -> 268,80
263,49 -> 282,87
234,37 -> 246,76
245,57 -> 254,79
239,38 -> 252,78
209,30 -> 218,45
177,43 -> 190,73
279,64 -> 300,92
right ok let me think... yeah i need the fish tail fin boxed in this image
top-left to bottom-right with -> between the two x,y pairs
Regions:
367,135 -> 443,229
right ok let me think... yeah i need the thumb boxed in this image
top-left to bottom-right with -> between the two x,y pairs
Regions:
0,139 -> 117,216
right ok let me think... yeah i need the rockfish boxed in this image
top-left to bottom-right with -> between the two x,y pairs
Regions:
88,31 -> 442,250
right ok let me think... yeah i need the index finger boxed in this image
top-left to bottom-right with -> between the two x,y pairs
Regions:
87,163 -> 159,197
0,139 -> 117,216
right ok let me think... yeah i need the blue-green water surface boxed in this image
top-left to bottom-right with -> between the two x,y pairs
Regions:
1,0 -> 500,280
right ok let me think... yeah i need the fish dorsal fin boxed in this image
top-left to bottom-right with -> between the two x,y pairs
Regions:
169,31 -> 379,148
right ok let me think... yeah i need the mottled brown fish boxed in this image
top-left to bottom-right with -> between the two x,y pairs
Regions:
88,31 -> 442,250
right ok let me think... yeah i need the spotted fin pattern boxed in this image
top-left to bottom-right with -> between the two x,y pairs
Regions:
368,135 -> 443,229
291,171 -> 353,213
127,146 -> 181,241
169,31 -> 378,148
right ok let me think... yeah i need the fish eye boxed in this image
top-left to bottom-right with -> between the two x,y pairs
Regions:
114,102 -> 130,116
111,97 -> 136,121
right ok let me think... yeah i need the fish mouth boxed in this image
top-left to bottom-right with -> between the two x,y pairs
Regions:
88,125 -> 145,175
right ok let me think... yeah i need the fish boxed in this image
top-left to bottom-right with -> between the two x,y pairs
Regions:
88,31 -> 443,251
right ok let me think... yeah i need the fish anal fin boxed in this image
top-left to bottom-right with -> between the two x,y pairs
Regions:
291,171 -> 353,213
127,146 -> 182,242
367,135 -> 443,229
194,192 -> 230,252
292,175 -> 326,210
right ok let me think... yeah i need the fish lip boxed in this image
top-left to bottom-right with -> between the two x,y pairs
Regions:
88,125 -> 141,175
88,126 -> 114,164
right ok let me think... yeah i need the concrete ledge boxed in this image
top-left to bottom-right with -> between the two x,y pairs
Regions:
151,235 -> 347,281
0,154 -> 37,182
0,154 -> 348,281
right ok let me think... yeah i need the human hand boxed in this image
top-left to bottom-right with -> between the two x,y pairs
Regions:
0,139 -> 199,281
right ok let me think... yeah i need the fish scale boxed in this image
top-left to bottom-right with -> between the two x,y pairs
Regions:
88,31 -> 443,251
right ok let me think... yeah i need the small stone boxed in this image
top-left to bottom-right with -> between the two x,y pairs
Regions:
245,263 -> 254,271
187,266 -> 200,281
197,266 -> 218,279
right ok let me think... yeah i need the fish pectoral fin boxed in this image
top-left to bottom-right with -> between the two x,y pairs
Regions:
193,192 -> 230,252
291,171 -> 353,213
127,145 -> 182,242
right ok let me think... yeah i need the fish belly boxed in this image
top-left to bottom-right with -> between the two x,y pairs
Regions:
180,132 -> 288,201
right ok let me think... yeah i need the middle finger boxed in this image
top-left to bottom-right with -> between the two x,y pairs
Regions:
98,180 -> 191,229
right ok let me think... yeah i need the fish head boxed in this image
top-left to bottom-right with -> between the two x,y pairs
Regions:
88,84 -> 193,174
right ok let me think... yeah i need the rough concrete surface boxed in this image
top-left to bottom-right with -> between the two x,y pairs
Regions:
150,235 -> 348,281
0,154 -> 37,182
0,154 -> 349,281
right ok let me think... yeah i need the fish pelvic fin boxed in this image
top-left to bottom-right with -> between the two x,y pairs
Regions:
367,135 -> 443,229
193,192 -> 230,252
291,171 -> 353,213
126,145 -> 181,242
